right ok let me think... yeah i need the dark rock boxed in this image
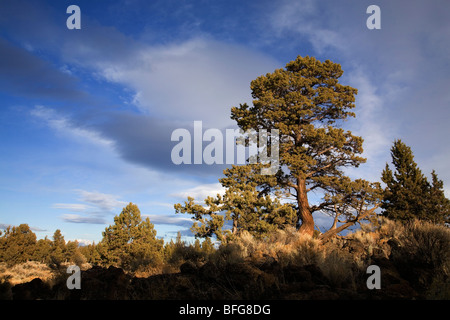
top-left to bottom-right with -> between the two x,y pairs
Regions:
12,278 -> 51,300
308,286 -> 339,300
180,260 -> 198,274
283,265 -> 312,283
199,261 -> 219,280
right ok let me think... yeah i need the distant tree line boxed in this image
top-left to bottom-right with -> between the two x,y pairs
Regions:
0,203 -> 215,274
0,225 -> 84,267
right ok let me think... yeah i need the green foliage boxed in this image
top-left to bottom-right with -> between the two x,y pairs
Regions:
163,233 -> 215,269
382,140 -> 450,224
0,224 -> 37,266
101,202 -> 164,272
177,56 -> 380,239
79,242 -> 102,265
34,237 -> 52,264
427,170 -> 450,224
0,225 -> 88,268
49,229 -> 66,267
175,164 -> 296,243
230,56 -> 372,235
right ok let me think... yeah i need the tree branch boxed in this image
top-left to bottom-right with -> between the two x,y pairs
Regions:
318,205 -> 379,241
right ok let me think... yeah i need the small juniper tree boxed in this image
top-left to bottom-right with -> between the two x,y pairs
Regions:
382,140 -> 450,224
101,203 -> 164,271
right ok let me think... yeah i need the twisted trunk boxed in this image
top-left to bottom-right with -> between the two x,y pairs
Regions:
297,178 -> 314,237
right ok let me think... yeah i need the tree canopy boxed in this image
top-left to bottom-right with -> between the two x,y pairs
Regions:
382,140 -> 450,224
101,202 -> 164,271
176,55 -> 382,240
230,56 -> 370,236
175,163 -> 296,242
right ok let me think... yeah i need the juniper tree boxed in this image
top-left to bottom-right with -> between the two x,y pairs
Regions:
49,229 -> 66,266
34,236 -> 52,264
0,224 -> 37,265
175,164 -> 296,242
101,203 -> 164,271
382,140 -> 450,224
230,56 -> 368,236
428,170 -> 450,224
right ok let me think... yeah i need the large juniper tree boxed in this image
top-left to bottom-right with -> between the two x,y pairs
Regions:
230,55 -> 368,236
175,56 -> 380,240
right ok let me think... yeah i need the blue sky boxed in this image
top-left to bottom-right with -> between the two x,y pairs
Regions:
1,0 -> 449,244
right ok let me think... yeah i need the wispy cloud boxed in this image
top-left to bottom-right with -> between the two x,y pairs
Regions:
30,105 -> 114,148
76,190 -> 127,212
265,0 -> 354,55
170,183 -> 225,201
61,214 -> 107,225
55,190 -> 127,225
52,203 -> 93,212
61,34 -> 279,128
144,214 -> 193,228
0,223 -> 46,232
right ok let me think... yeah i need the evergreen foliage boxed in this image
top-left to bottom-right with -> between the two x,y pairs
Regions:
176,56 -> 381,239
382,140 -> 450,224
100,202 -> 164,272
230,56 -> 374,236
175,163 -> 296,243
0,224 -> 36,266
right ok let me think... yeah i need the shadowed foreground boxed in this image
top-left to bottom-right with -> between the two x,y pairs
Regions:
3,220 -> 449,300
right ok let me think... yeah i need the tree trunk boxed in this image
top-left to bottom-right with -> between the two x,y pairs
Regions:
297,179 -> 314,237
232,218 -> 238,235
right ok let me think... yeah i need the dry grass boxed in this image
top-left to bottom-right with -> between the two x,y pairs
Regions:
1,219 -> 448,299
232,226 -> 321,262
0,260 -> 93,287
226,219 -> 450,292
225,226 -> 358,288
0,261 -> 54,285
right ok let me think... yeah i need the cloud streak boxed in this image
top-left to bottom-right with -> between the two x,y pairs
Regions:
144,214 -> 193,228
170,183 -> 225,201
61,214 -> 107,225
0,37 -> 87,102
30,106 -> 114,148
56,190 -> 128,225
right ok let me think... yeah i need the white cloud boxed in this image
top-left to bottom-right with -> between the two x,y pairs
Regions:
61,214 -> 106,224
52,203 -> 92,212
30,105 -> 114,148
76,189 -> 127,212
74,239 -> 94,246
170,182 -> 225,200
144,214 -> 192,227
69,37 -> 280,128
267,0 -> 346,54
343,69 -> 395,182
55,190 -> 128,225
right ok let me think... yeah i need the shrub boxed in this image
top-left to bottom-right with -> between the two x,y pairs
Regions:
391,220 -> 450,271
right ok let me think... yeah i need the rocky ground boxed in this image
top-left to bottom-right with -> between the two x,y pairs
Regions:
3,255 -> 438,300
3,222 -> 449,300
